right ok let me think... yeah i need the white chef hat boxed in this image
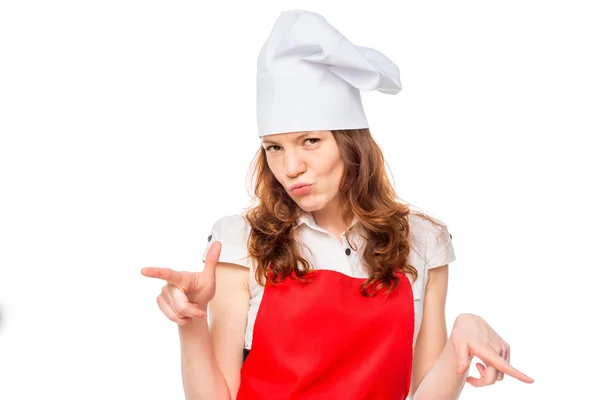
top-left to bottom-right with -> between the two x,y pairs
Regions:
256,9 -> 402,137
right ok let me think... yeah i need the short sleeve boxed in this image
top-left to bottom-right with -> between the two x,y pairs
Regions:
408,213 -> 456,270
201,214 -> 252,269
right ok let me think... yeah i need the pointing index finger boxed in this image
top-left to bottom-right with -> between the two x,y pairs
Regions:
141,267 -> 186,288
480,347 -> 534,384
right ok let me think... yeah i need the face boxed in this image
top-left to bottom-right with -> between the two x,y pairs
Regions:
261,130 -> 345,212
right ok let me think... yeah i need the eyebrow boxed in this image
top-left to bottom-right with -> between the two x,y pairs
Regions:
261,132 -> 315,145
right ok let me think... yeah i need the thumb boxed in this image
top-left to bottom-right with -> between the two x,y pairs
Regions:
202,241 -> 222,280
455,343 -> 471,375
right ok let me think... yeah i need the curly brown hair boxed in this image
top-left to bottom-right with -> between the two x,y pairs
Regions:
243,128 -> 446,297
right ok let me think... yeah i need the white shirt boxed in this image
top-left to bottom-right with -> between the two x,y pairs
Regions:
202,210 -> 456,350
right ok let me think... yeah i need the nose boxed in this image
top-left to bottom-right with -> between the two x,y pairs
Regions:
284,147 -> 307,178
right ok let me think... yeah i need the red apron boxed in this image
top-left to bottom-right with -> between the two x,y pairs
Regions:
237,269 -> 415,400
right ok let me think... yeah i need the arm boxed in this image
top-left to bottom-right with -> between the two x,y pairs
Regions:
409,265 -> 468,400
179,262 -> 250,400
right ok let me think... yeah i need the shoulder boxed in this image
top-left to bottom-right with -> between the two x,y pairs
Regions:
407,211 -> 449,241
210,214 -> 251,234
407,210 -> 455,270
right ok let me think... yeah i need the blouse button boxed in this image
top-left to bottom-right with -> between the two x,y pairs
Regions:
345,248 -> 351,256
208,234 -> 212,241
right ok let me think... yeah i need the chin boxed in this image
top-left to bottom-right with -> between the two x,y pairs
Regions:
295,197 -> 326,212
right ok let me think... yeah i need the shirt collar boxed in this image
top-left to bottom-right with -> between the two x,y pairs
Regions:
297,211 -> 360,235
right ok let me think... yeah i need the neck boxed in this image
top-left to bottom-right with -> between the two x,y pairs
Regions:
310,196 -> 353,236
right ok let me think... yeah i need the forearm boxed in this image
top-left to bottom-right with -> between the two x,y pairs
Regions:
178,318 -> 231,400
412,337 -> 468,400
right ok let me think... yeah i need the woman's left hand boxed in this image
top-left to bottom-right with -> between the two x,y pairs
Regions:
451,313 -> 534,387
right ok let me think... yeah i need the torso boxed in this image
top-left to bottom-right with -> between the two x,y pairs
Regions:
203,210 -> 455,352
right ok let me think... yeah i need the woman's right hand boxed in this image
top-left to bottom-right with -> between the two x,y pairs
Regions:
141,241 -> 222,325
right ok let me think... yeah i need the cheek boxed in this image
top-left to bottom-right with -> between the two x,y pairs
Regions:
267,159 -> 285,184
316,156 -> 344,187
328,155 -> 344,178
332,164 -> 345,188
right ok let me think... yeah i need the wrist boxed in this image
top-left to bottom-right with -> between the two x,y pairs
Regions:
179,316 -> 209,333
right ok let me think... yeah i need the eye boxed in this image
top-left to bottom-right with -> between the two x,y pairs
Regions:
265,145 -> 281,152
304,138 -> 320,145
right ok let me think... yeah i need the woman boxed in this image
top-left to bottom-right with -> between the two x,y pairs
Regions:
141,10 -> 534,400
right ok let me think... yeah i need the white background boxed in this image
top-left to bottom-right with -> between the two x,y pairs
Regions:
1,1 -> 598,399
